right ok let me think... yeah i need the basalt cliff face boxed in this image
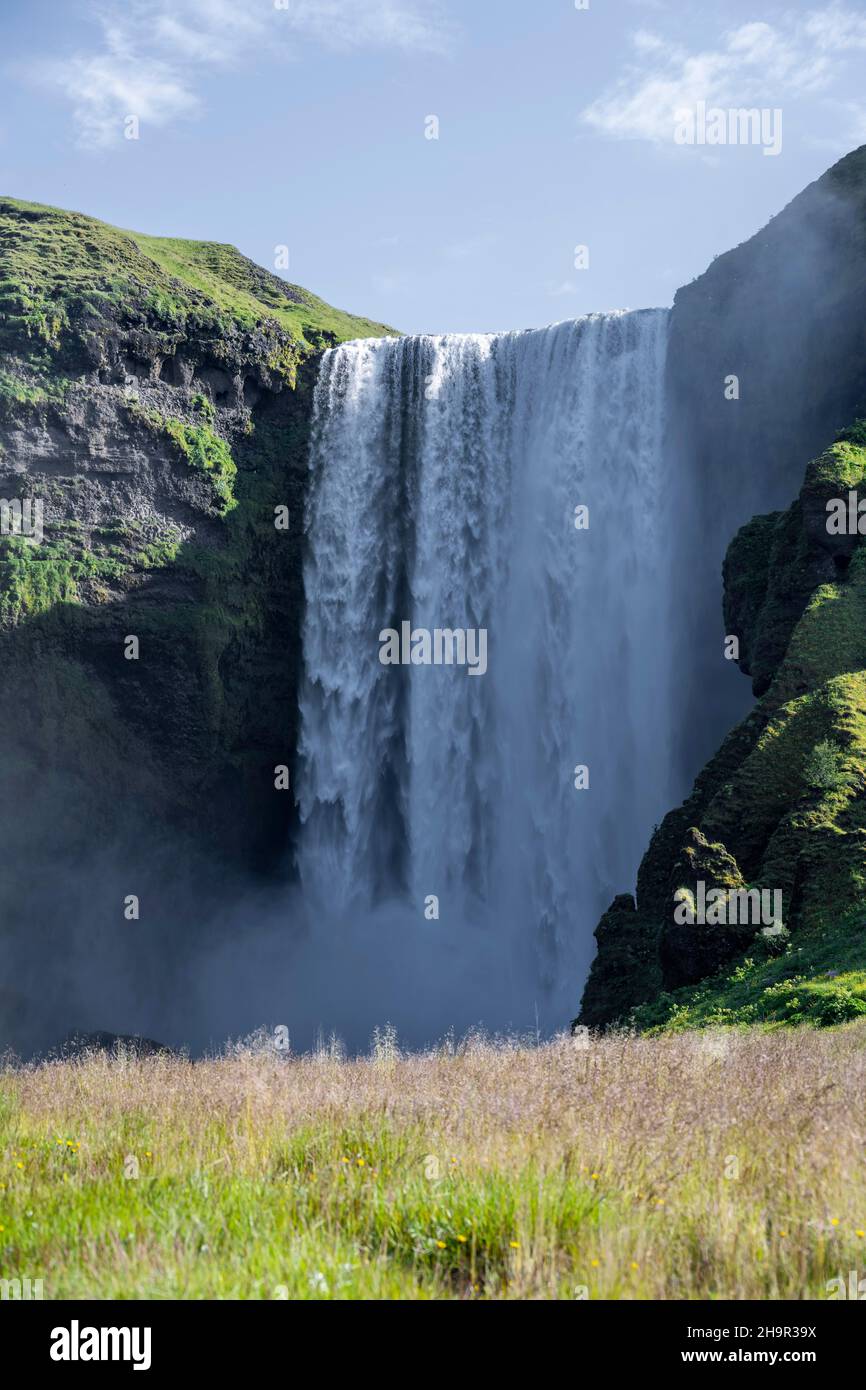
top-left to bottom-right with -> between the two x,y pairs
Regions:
0,197 -> 392,872
0,197 -> 393,1050
580,147 -> 866,1032
579,424 -> 866,1030
665,145 -> 866,781
578,143 -> 866,1034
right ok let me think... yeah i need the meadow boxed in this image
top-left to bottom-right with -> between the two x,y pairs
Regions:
1,1024 -> 865,1300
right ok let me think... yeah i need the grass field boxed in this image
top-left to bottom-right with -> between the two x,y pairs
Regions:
1,1025 -> 865,1300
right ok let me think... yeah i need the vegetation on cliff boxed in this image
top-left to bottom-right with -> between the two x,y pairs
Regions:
0,195 -> 393,611
0,195 -> 393,370
580,424 -> 866,1031
0,195 -> 394,874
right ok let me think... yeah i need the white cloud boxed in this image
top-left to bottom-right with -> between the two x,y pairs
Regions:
817,99 -> 866,147
547,280 -> 579,297
372,269 -> 412,294
442,234 -> 495,261
804,7 -> 866,50
274,0 -> 453,54
582,5 -> 866,149
36,51 -> 200,149
32,0 -> 454,148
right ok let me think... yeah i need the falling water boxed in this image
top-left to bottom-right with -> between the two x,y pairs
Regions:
297,311 -> 674,1028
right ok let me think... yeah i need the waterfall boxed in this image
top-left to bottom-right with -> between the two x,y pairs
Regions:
296,310 -> 674,1030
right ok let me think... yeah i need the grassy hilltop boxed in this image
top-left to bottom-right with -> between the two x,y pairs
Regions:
0,194 -> 393,372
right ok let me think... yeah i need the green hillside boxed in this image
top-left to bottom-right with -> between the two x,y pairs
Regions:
580,424 -> 866,1033
0,195 -> 395,367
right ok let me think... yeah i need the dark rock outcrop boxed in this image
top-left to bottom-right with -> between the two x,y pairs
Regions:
579,424 -> 866,1028
0,197 -> 394,1056
660,829 -> 756,989
577,146 -> 866,1032
665,144 -> 866,781
0,196 -> 392,869
51,1031 -> 174,1060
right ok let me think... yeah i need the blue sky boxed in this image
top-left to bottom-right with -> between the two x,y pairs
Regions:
2,0 -> 866,334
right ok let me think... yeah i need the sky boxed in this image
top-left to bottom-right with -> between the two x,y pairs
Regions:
1,0 -> 866,335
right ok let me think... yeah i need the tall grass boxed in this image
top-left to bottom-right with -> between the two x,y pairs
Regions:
1,1024 -> 865,1299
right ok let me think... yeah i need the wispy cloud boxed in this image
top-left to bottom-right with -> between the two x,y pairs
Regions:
808,98 -> 866,151
372,268 -> 413,294
803,6 -> 866,50
270,0 -> 454,54
442,234 -> 496,261
32,0 -> 454,148
546,280 -> 579,298
582,4 -> 866,150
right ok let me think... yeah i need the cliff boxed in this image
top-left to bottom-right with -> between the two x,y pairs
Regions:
5,153 -> 866,1050
0,196 -> 393,874
577,146 -> 866,1032
664,144 -> 866,782
579,422 -> 866,1030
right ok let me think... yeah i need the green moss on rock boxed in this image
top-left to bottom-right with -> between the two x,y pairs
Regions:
0,522 -> 184,623
579,420 -> 866,1032
0,196 -> 394,884
153,411 -> 237,512
0,195 -> 396,379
